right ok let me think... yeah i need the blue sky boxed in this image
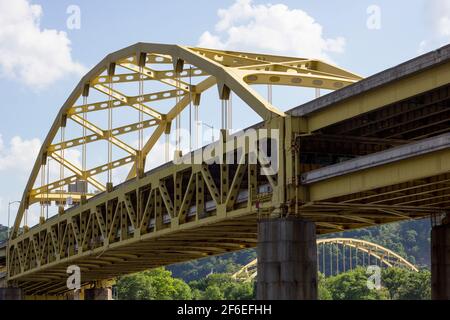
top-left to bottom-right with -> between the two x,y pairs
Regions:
0,0 -> 448,226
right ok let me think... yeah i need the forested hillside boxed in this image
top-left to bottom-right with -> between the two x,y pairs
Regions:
168,218 -> 432,283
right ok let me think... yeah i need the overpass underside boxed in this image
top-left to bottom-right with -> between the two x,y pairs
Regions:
299,82 -> 450,228
5,43 -> 450,297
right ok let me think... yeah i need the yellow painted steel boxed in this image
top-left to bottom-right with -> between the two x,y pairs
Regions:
10,43 -> 361,240
6,43 -> 450,295
308,149 -> 450,201
306,61 -> 450,132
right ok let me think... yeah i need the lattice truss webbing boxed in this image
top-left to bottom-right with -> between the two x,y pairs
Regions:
13,43 -> 362,237
232,238 -> 418,282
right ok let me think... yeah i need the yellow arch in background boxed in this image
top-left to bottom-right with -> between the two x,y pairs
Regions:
232,237 -> 418,282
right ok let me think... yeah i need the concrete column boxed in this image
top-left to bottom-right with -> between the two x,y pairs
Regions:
84,287 -> 112,300
431,222 -> 450,300
0,288 -> 23,300
65,290 -> 82,300
257,217 -> 317,300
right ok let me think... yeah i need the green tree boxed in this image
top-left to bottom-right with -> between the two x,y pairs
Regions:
326,267 -> 389,300
117,267 -> 192,300
190,273 -> 254,300
204,285 -> 225,300
168,249 -> 256,283
318,272 -> 332,300
382,267 -> 431,300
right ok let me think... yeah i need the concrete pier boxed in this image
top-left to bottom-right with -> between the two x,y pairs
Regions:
84,287 -> 112,300
257,217 -> 317,300
432,221 -> 450,300
0,288 -> 23,300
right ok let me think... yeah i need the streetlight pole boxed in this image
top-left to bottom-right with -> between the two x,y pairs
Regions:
7,201 -> 21,238
201,122 -> 215,143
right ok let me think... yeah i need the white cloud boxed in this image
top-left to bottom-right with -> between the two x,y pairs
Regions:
0,0 -> 86,89
430,0 -> 450,37
0,134 -> 41,173
197,0 -> 345,61
420,0 -> 450,52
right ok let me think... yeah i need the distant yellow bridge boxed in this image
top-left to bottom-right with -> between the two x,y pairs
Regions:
232,237 -> 418,282
2,43 -> 450,299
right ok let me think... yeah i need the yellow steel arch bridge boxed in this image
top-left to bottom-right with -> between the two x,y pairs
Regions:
3,42 -> 450,297
232,237 -> 418,282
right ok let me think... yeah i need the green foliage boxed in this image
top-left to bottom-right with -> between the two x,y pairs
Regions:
115,219 -> 432,300
190,273 -> 254,300
382,267 -> 431,300
168,218 -> 431,287
168,249 -> 256,283
324,267 -> 390,300
115,265 -> 431,300
117,268 -> 254,300
318,267 -> 431,300
318,272 -> 332,300
117,267 -> 192,300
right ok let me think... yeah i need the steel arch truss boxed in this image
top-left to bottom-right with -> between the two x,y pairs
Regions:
11,43 -> 361,239
232,237 -> 418,282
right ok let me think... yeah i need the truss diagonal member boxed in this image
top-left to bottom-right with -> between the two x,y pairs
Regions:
126,76 -> 217,179
70,114 -> 136,155
69,89 -> 180,117
49,152 -> 106,192
49,119 -> 159,152
31,174 -> 78,195
118,62 -> 194,92
92,84 -> 164,120
32,155 -> 134,196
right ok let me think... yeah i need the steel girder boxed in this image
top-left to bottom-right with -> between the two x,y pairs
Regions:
10,43 -> 361,240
